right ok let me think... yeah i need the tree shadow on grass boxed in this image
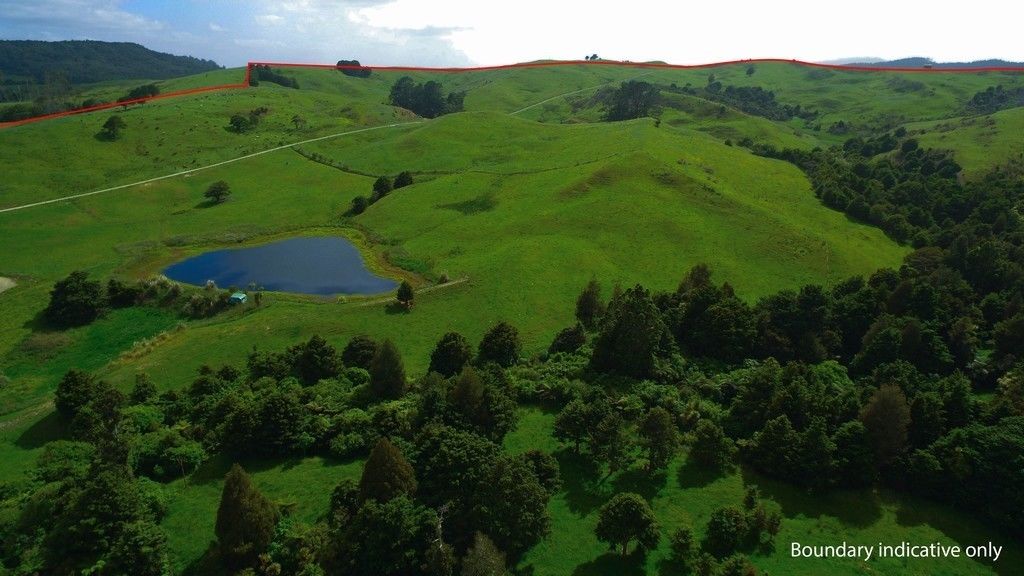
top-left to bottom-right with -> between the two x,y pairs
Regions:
890,491 -> 1024,576
676,457 -> 726,489
188,453 -> 306,485
193,199 -> 225,209
740,466 -> 882,529
16,410 -> 65,449
383,302 -> 410,315
180,541 -> 220,576
555,448 -> 609,516
612,468 -> 666,502
571,550 -> 646,576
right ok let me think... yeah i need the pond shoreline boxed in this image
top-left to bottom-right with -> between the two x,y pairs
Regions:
162,235 -> 400,297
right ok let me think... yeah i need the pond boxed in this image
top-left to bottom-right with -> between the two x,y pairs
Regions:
163,236 -> 398,296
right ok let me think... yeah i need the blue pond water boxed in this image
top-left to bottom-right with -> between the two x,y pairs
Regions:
163,236 -> 397,295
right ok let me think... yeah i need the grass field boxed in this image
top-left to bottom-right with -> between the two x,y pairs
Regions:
1,60 -> 1021,575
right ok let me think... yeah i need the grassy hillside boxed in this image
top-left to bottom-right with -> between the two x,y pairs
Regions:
1,60 -> 1021,576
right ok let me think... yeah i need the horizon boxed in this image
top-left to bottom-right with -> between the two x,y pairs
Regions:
1,0 -> 1022,67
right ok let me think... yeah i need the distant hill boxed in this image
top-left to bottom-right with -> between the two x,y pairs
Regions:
0,40 -> 220,84
845,56 -> 1024,68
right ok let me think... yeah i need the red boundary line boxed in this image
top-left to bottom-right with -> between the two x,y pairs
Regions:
3,57 -> 1022,129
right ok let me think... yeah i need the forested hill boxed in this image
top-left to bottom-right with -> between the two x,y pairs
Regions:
0,40 -> 221,84
848,56 -> 1024,68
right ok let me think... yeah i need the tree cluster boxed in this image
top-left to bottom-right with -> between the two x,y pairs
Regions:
350,171 -> 414,215
117,83 -> 159,103
388,77 -> 465,118
604,80 -> 660,121
228,106 -> 269,133
249,64 -> 300,89
670,82 -> 818,121
965,85 -> 1024,114
42,271 -> 247,329
337,59 -> 372,78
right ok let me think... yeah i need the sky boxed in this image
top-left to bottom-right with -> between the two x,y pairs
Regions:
1,0 -> 1023,68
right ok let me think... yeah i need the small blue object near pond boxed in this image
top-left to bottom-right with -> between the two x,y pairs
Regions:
163,236 -> 398,296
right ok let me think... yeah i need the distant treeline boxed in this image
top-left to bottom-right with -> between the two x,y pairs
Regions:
249,65 -> 299,89
671,80 -> 818,122
388,77 -> 465,118
0,40 -> 220,85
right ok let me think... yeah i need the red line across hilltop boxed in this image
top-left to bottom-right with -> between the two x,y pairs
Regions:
3,57 -> 1023,129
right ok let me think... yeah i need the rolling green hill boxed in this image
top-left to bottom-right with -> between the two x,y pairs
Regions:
1,60 -> 1022,576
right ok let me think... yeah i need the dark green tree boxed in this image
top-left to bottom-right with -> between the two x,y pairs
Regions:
129,372 -> 157,404
639,406 -> 679,472
327,495 -> 436,576
45,270 -> 105,327
287,334 -> 340,384
859,384 -> 911,465
429,332 -> 473,377
55,369 -> 100,422
397,280 -> 415,307
478,321 -> 522,367
342,335 -> 378,370
795,418 -> 835,491
909,391 -> 947,448
592,412 -> 636,479
215,463 -> 279,570
359,437 -> 417,503
575,279 -> 605,329
100,114 -> 126,139
471,456 -> 551,555
553,398 -> 590,453
413,425 -> 501,543
590,285 -> 674,378
689,419 -> 737,471
204,180 -> 231,204
518,449 -> 561,495
720,554 -> 759,576
548,323 -> 587,355
228,113 -> 252,132
394,171 -> 414,189
350,195 -> 370,215
370,339 -> 406,399
746,415 -> 798,480
670,524 -> 696,567
605,80 -> 660,121
106,520 -> 171,576
832,420 -> 876,488
461,532 -> 508,576
595,492 -> 660,556
372,176 -> 393,201
704,506 -> 748,558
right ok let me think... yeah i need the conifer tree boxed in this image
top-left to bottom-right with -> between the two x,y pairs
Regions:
215,463 -> 279,570
575,279 -> 605,329
429,332 -> 472,377
370,338 -> 406,399
397,280 -> 415,307
358,437 -> 417,503
478,321 -> 521,367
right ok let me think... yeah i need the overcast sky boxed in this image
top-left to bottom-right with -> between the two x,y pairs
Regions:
1,0 -> 1022,68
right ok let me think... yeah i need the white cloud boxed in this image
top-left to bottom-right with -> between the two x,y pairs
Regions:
209,22 -> 227,32
0,0 -> 163,32
255,14 -> 284,26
